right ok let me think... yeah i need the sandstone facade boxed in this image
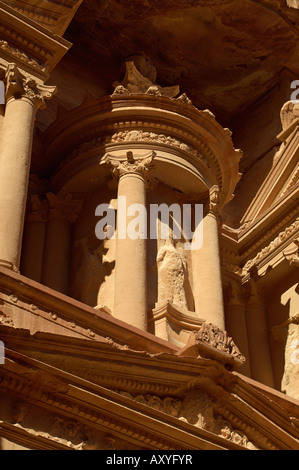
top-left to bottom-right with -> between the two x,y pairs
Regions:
0,0 -> 298,451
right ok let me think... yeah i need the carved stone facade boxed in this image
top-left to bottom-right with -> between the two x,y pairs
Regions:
0,0 -> 298,451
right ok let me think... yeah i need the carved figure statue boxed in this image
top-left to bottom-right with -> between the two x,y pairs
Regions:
156,238 -> 188,310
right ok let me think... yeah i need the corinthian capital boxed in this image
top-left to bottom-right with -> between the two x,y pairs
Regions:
46,193 -> 83,223
5,64 -> 56,109
103,150 -> 156,179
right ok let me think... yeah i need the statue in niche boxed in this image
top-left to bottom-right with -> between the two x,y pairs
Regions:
69,231 -> 115,309
156,235 -> 189,310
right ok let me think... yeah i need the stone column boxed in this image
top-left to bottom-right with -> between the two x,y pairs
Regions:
0,64 -> 56,271
226,280 -> 251,377
21,195 -> 48,283
41,193 -> 82,294
192,186 -> 225,330
245,279 -> 275,387
105,151 -> 155,331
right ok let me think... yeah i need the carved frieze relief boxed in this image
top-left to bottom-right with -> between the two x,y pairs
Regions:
0,40 -> 49,72
58,127 -> 215,177
242,218 -> 299,275
117,389 -> 259,449
178,322 -> 246,369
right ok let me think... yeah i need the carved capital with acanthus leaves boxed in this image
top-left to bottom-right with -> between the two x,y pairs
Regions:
5,63 -> 56,109
202,184 -> 221,215
103,151 -> 156,181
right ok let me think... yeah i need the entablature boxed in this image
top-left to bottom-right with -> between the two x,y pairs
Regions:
39,92 -> 241,209
0,1 -> 72,81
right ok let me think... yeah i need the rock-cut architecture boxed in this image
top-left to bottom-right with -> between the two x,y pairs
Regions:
0,0 -> 298,451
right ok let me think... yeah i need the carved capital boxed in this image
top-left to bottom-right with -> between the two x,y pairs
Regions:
46,193 -> 83,223
208,185 -> 220,213
228,280 -> 244,307
27,195 -> 48,223
5,64 -> 56,109
280,100 -> 299,130
283,239 -> 299,267
104,151 -> 156,180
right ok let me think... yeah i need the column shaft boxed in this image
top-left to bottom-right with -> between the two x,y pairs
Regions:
0,97 -> 36,269
226,283 -> 251,377
114,172 -> 148,331
21,198 -> 48,283
42,216 -> 72,294
192,210 -> 225,330
246,282 -> 275,387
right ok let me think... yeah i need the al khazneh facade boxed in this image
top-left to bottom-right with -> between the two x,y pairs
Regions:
0,0 -> 298,451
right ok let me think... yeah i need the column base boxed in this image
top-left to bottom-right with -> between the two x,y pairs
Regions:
149,301 -> 205,347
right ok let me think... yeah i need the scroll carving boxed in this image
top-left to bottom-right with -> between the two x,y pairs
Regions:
178,322 -> 246,368
103,151 -> 156,179
242,218 -> 299,275
196,323 -> 245,362
280,100 -> 299,130
5,64 -> 56,108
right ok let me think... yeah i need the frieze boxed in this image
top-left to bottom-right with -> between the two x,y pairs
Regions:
0,371 -> 182,450
242,217 -> 299,275
58,128 -> 213,173
117,390 -> 259,449
0,40 -> 48,72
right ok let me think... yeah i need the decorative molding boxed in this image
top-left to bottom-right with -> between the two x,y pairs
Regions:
0,2 -> 72,78
177,322 -> 246,369
283,239 -> 299,267
103,150 -> 156,179
0,40 -> 48,72
242,217 -> 299,275
280,100 -> 299,131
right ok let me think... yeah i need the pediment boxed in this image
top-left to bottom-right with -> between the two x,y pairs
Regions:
0,325 -> 298,451
3,0 -> 83,36
241,105 -> 299,225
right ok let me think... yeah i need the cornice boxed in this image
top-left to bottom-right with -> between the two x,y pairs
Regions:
0,1 -> 71,80
0,349 -> 246,450
0,266 -> 179,356
3,0 -> 83,36
220,186 -> 298,281
0,344 -> 297,450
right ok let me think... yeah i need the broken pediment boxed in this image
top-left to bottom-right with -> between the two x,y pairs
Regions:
241,100 -> 299,224
0,335 -> 298,450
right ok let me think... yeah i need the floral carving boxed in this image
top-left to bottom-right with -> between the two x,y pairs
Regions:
5,64 -> 56,108
0,40 -> 48,72
242,218 -> 299,274
103,151 -> 156,178
194,322 -> 245,363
